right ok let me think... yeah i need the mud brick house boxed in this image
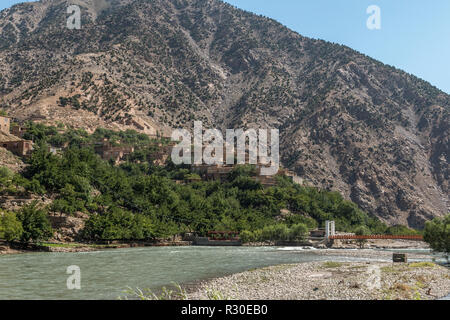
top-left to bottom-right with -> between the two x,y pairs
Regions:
1,140 -> 33,156
93,140 -> 134,164
191,164 -> 229,181
192,162 -> 304,187
191,164 -> 279,187
11,125 -> 27,138
0,116 -> 10,134
145,141 -> 176,166
102,148 -> 132,164
48,146 -> 62,155
279,168 -> 304,185
252,175 -> 277,187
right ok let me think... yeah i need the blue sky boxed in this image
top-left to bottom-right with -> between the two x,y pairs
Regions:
1,0 -> 449,93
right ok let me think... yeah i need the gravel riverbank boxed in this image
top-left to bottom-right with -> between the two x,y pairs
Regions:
305,248 -> 433,260
188,258 -> 450,300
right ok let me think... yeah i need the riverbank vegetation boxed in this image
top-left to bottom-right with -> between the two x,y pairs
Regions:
0,203 -> 52,243
0,125 -> 422,244
424,214 -> 449,261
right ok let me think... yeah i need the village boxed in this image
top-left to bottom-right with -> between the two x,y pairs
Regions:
0,113 -> 171,164
0,115 -> 34,157
0,114 -> 304,188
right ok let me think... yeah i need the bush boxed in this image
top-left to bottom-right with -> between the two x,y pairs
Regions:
239,230 -> 254,243
354,225 -> 371,236
12,122 -> 391,241
260,225 -> 274,241
252,229 -> 263,242
24,179 -> 46,195
17,202 -> 53,243
0,211 -> 23,242
289,223 -> 308,241
83,207 -> 155,241
0,167 -> 13,182
424,214 -> 449,259
354,226 -> 371,248
261,224 -> 289,241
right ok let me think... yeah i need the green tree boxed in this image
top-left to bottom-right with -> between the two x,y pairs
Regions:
424,214 -> 450,261
239,230 -> 255,243
14,122 -> 392,242
17,202 -> 53,243
261,224 -> 289,241
289,223 -> 308,241
354,226 -> 371,249
0,211 -> 23,242
83,208 -> 155,241
0,167 -> 13,186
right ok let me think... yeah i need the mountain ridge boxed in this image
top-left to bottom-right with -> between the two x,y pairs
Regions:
0,0 -> 448,228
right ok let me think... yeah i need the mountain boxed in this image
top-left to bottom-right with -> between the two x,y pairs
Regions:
0,0 -> 448,228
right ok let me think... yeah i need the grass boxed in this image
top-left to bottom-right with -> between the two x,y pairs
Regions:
121,283 -> 187,300
250,264 -> 294,273
409,262 -> 436,268
393,283 -> 412,292
382,283 -> 415,300
271,264 -> 295,271
349,265 -> 366,269
381,265 -> 401,273
380,263 -> 442,300
413,290 -> 422,300
206,288 -> 230,300
380,263 -> 413,274
42,243 -> 86,248
390,283 -> 425,300
259,275 -> 271,282
381,262 -> 437,273
41,242 -> 119,249
322,261 -> 344,269
121,284 -> 230,300
415,281 -> 426,289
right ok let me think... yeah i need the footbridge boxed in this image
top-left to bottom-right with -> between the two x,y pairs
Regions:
329,235 -> 423,241
324,221 -> 423,241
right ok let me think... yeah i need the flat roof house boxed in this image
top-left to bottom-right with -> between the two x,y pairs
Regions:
1,140 -> 33,157
11,125 -> 27,138
0,116 -> 10,134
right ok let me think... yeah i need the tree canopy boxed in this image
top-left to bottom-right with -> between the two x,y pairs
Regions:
424,214 -> 450,259
0,125 -> 419,243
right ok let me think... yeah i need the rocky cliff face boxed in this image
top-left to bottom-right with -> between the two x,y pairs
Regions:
0,0 -> 448,227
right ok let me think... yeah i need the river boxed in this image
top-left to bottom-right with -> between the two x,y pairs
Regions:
0,246 -> 443,300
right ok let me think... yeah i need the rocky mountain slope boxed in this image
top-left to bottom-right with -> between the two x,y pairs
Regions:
0,147 -> 24,173
0,0 -> 448,227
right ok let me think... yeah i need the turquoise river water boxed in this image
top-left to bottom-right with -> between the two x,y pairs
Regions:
0,246 -> 443,300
